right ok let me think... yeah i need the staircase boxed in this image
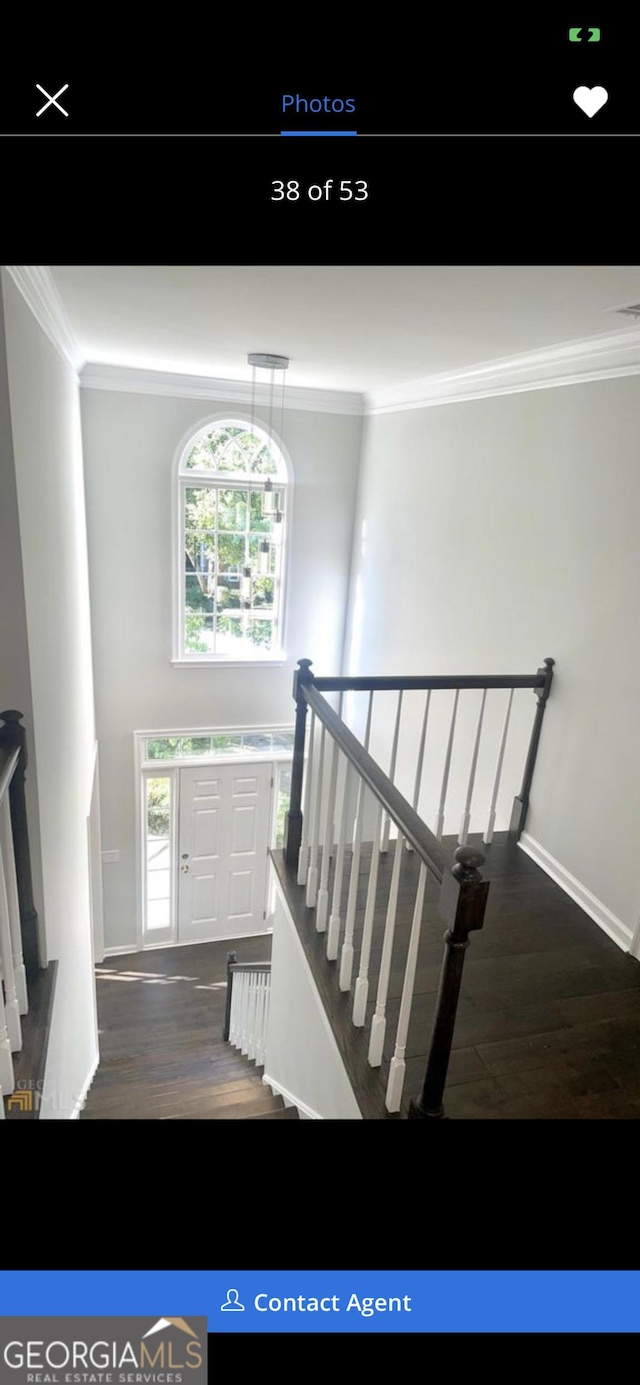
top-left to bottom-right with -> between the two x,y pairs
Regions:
81,941 -> 298,1121
82,1041 -> 298,1120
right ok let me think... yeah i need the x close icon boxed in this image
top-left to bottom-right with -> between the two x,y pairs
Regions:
35,84 -> 69,117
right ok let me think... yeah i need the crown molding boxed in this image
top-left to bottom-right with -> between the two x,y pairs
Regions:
365,326 -> 640,414
79,362 -> 364,415
3,266 -> 84,372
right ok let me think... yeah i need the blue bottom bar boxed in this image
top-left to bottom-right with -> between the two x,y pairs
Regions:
1,1272 -> 640,1331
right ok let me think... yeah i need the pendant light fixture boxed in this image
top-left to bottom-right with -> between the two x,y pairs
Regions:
244,353 -> 289,634
247,353 -> 288,518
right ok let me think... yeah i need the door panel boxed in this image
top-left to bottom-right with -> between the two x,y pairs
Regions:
178,762 -> 272,943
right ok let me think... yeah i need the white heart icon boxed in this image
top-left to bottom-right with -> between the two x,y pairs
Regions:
573,86 -> 608,117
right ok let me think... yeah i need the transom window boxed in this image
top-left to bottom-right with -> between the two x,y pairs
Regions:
176,419 -> 289,661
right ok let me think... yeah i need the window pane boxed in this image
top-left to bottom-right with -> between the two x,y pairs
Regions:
185,487 -> 216,530
146,738 -> 181,760
146,777 -> 171,836
248,536 -> 277,575
185,575 -> 214,612
183,426 -> 280,475
242,733 -> 273,752
217,532 -> 246,572
272,732 -> 295,751
186,613 -> 214,653
218,489 -> 248,531
211,734 -> 238,752
147,899 -> 171,931
216,614 -> 245,652
252,577 -> 274,609
248,618 -> 274,650
179,736 -> 213,756
249,491 -> 270,532
145,778 -> 172,934
275,766 -> 292,848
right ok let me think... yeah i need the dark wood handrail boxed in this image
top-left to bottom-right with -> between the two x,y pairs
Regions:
228,962 -> 272,974
303,683 -> 449,883
313,672 -> 550,693
0,710 -> 40,979
280,655 -> 556,1120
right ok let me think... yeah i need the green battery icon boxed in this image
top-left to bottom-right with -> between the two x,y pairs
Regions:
569,27 -> 600,41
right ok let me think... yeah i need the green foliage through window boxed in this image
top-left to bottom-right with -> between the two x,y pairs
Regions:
180,421 -> 287,658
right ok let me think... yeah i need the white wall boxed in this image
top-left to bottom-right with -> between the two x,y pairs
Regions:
344,377 -> 640,943
0,289 -> 46,943
1,271 -> 99,1118
264,876 -> 362,1119
80,387 -> 362,950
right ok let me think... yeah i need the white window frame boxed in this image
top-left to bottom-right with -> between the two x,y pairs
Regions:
140,765 -> 178,949
172,413 -> 293,667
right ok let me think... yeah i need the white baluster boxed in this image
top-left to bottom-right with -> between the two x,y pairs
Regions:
368,832 -> 404,1066
263,976 -> 272,1060
459,689 -> 487,845
339,777 -> 366,991
406,691 -> 431,852
316,738 -> 338,933
0,850 -> 21,1052
385,861 -> 428,1112
297,710 -> 315,886
0,798 -> 27,1013
381,691 -> 403,853
247,976 -> 257,1060
0,1090 -> 4,1119
229,973 -> 238,1046
484,689 -> 514,843
243,974 -> 251,1056
306,724 -> 325,907
352,800 -> 383,1026
258,974 -> 268,1064
0,970 -> 14,1097
435,689 -> 460,840
327,761 -> 350,961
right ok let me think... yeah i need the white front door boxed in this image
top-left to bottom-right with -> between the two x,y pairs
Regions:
178,762 -> 273,943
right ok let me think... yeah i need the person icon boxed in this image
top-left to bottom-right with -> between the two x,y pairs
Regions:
221,1289 -> 245,1312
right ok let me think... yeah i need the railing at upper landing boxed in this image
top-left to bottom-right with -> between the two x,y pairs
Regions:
0,710 -> 42,1115
282,657 -> 554,1119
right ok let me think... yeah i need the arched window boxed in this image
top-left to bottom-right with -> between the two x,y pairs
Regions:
175,419 -> 289,662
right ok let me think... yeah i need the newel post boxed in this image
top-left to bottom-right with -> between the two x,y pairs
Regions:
409,847 -> 489,1121
509,657 -> 555,841
283,658 -> 314,869
0,711 -> 40,979
223,950 -> 238,1041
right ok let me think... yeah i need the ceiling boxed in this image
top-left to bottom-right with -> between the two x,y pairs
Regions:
50,265 -> 640,396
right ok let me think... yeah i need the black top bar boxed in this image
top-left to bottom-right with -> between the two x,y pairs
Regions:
313,674 -> 547,693
303,684 -> 449,883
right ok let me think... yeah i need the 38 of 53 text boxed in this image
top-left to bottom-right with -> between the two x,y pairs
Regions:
271,180 -> 369,201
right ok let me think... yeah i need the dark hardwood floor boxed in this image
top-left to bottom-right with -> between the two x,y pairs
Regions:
82,935 -> 298,1120
2,962 -> 58,1119
272,833 -> 640,1119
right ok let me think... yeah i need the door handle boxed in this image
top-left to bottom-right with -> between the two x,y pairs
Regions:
181,863 -> 190,874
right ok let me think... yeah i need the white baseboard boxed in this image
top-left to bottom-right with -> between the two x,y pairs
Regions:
70,1052 -> 100,1120
102,944 -> 141,957
519,832 -> 633,952
262,1072 -> 323,1120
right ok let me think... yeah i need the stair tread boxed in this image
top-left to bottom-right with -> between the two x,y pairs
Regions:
160,1095 -> 289,1120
